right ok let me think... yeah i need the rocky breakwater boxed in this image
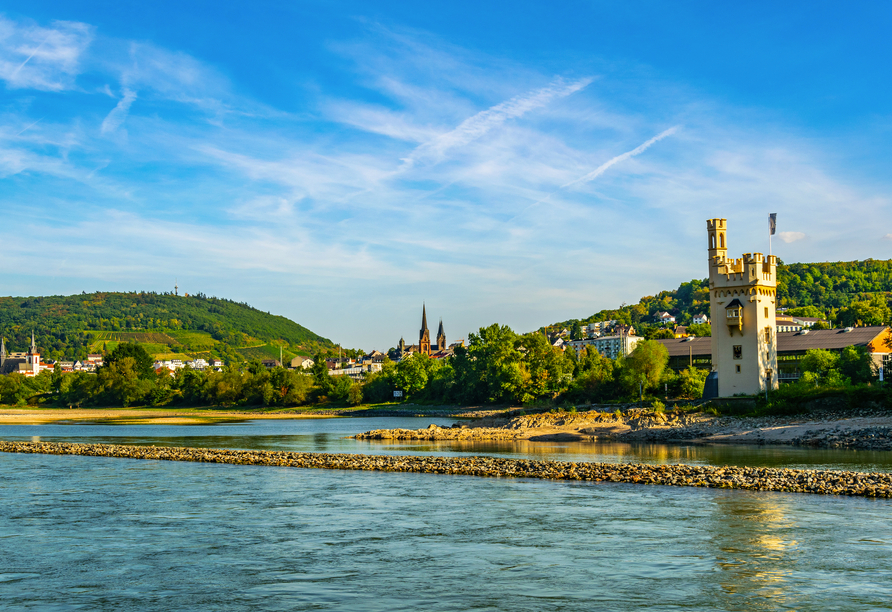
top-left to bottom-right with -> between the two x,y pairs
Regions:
1,440 -> 891,498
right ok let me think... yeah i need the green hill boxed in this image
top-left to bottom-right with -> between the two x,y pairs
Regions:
548,259 -> 892,333
0,292 -> 334,363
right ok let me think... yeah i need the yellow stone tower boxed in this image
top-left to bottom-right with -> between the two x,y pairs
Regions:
707,218 -> 778,396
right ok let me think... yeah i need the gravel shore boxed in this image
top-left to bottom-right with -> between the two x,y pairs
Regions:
2,440 -> 891,498
356,408 -> 892,450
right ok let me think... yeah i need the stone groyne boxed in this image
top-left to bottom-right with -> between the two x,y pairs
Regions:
2,440 -> 892,498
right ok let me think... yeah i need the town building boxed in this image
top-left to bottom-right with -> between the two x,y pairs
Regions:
655,311 -> 676,324
567,329 -> 642,359
692,314 -> 709,325
707,218 -> 778,396
775,314 -> 803,333
0,332 -> 43,377
290,356 -> 315,369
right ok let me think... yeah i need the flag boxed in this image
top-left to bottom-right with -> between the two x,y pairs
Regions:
769,213 -> 777,235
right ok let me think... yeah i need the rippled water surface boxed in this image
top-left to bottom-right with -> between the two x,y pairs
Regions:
1,417 -> 892,610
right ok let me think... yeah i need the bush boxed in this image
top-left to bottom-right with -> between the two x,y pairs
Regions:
651,400 -> 665,414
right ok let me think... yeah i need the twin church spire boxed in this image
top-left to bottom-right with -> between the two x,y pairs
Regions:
399,304 -> 446,358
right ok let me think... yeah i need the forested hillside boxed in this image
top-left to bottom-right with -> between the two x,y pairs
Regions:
0,292 -> 334,363
549,259 -> 892,334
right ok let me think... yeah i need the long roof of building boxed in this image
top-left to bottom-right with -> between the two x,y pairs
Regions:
656,326 -> 890,357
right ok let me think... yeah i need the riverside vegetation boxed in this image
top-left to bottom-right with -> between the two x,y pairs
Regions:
0,323 -> 886,419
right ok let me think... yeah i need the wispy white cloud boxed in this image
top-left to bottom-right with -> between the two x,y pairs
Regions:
3,16 -> 892,349
778,231 -> 806,243
100,89 -> 137,135
401,77 -> 594,168
0,16 -> 93,91
561,125 -> 681,189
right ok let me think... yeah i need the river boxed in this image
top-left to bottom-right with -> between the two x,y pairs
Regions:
1,417 -> 890,610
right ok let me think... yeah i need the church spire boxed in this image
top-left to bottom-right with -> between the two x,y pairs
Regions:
419,304 -> 431,355
30,330 -> 36,354
1,336 -> 6,366
436,318 -> 446,351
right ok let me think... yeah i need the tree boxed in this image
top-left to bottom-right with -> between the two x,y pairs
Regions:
451,323 -> 521,403
648,328 -> 676,340
570,321 -> 584,341
394,353 -> 436,398
311,352 -> 333,395
687,323 -> 711,337
95,356 -> 154,406
676,367 -> 708,399
103,342 -> 154,379
838,346 -> 875,384
514,333 -> 573,403
800,349 -> 839,378
836,296 -> 891,327
623,340 -> 669,392
786,305 -> 825,319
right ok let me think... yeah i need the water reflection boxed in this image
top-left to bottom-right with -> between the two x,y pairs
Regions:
707,492 -> 800,608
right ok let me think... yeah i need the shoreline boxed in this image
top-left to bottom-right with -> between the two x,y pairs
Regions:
355,408 -> 892,451
1,440 -> 890,498
0,404 -> 497,425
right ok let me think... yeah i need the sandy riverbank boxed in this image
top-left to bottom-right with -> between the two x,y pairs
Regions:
355,408 -> 892,450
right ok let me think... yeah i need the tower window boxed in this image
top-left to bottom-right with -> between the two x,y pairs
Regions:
764,307 -> 769,317
733,345 -> 742,359
736,365 -> 741,373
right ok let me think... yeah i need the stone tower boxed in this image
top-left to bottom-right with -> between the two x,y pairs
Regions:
436,319 -> 446,351
707,218 -> 778,397
0,337 -> 6,370
419,305 -> 431,355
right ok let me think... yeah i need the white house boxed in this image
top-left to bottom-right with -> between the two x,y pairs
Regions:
693,314 -> 709,325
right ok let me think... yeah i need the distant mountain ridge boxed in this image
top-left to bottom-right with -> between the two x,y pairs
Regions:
0,291 -> 334,363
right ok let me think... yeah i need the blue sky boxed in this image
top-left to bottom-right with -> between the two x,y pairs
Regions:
2,1 -> 891,350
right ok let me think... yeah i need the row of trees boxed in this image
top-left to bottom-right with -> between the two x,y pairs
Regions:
0,328 -> 708,407
1,323 -> 882,408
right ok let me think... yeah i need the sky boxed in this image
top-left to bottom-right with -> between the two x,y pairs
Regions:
2,1 -> 892,350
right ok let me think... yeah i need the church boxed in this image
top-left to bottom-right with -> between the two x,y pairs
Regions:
1,332 -> 42,376
396,305 -> 447,358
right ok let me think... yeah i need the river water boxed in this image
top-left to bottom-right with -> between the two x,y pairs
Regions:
1,417 -> 891,610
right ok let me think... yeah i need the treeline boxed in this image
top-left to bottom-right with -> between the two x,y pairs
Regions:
0,291 -> 333,361
0,326 -> 706,408
551,259 -> 892,335
2,322 -> 883,409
